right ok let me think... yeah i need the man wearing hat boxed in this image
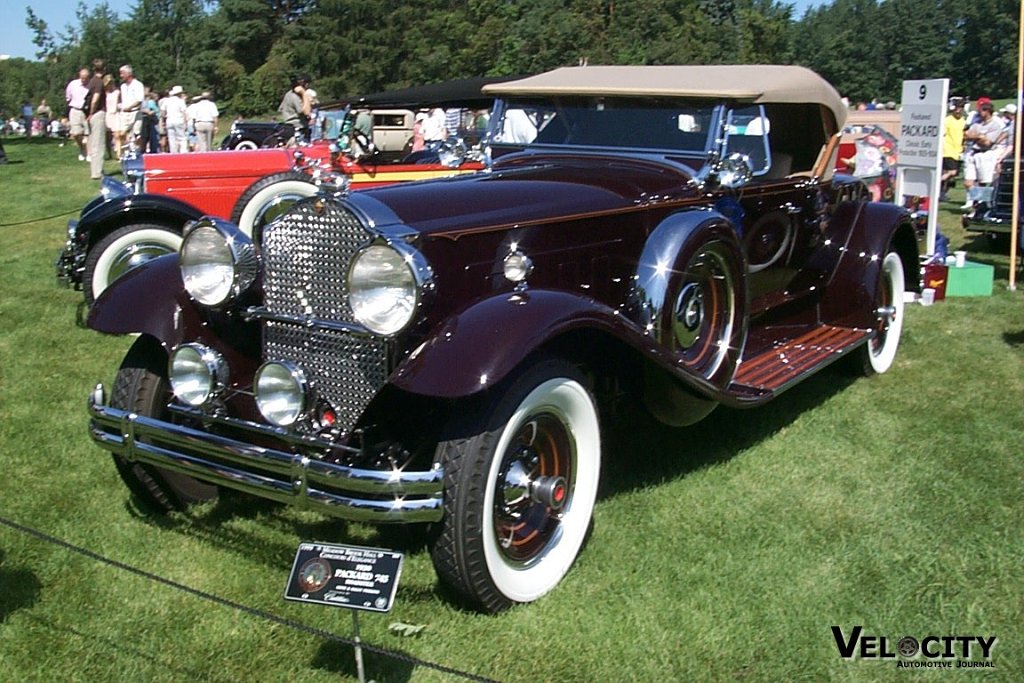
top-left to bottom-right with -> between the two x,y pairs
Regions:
190,91 -> 219,152
165,86 -> 189,153
961,100 -> 1008,210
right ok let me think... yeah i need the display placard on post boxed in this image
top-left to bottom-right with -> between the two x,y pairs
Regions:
895,79 -> 949,255
284,542 -> 404,613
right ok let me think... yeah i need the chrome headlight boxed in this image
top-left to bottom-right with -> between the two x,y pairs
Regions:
255,361 -> 310,427
347,243 -> 425,336
120,156 -> 145,193
169,344 -> 228,407
180,218 -> 258,306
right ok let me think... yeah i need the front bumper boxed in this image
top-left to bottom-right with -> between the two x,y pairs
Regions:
88,385 -> 444,523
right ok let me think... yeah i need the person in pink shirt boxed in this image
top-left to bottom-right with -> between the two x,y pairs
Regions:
65,67 -> 91,161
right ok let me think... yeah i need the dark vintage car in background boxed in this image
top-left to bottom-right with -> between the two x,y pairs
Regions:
57,77 -> 513,304
219,119 -> 281,150
963,156 -> 1023,244
85,65 -> 918,612
217,120 -> 278,151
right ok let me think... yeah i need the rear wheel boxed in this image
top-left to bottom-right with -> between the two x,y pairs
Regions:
858,251 -> 905,375
83,223 -> 182,304
234,139 -> 259,151
430,359 -> 600,612
110,337 -> 219,512
230,171 -> 318,239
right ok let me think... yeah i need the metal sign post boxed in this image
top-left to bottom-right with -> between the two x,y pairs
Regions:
284,542 -> 405,683
895,79 -> 949,256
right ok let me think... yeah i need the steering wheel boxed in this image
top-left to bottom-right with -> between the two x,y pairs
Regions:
349,130 -> 375,159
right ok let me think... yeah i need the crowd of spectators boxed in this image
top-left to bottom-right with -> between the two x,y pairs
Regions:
2,60 -> 221,178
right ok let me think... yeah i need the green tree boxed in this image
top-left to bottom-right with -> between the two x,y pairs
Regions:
950,0 -> 1019,98
875,0 -> 955,98
25,8 -> 58,60
791,0 -> 887,102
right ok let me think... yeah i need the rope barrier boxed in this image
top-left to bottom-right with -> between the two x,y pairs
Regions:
0,514 -> 500,683
0,208 -> 79,227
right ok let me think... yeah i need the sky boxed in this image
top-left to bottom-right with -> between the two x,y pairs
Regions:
0,0 -> 829,62
0,0 -> 137,60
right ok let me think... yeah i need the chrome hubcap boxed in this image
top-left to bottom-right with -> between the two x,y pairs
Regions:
494,415 -> 572,562
673,282 -> 705,349
109,241 -> 177,282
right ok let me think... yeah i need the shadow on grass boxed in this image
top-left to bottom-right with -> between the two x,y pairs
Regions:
18,612 -> 229,682
599,364 -> 857,499
0,549 -> 42,622
124,487 -> 434,578
311,639 -> 416,682
1004,328 -> 1024,347
113,362 -> 857,613
959,233 -> 1023,281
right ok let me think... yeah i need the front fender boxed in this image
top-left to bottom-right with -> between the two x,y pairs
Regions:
79,193 -> 205,251
390,289 -> 637,398
86,253 -> 201,350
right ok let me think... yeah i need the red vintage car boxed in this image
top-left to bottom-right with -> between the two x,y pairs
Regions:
57,77 -> 511,303
87,65 -> 918,612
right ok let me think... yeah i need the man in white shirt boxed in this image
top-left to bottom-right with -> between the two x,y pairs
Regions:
118,65 -> 145,151
164,86 -> 189,153
961,102 -> 1008,209
190,92 -> 219,152
422,107 -> 448,143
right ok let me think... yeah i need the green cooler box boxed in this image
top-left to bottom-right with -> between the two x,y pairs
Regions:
946,261 -> 994,297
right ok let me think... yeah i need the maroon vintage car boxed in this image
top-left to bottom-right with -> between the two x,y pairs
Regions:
86,65 -> 918,612
57,77 -> 511,303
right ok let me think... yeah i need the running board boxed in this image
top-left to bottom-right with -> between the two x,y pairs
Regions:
729,325 -> 870,397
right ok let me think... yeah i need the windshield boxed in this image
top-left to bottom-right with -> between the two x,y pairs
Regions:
491,97 -> 718,155
311,108 -> 349,142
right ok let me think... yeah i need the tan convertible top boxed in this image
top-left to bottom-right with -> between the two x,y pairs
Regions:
484,65 -> 847,129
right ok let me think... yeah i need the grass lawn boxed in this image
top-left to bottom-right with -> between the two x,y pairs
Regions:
0,134 -> 1022,682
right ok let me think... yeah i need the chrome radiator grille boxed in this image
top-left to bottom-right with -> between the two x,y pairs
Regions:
261,199 -> 386,432
264,321 -> 388,431
262,199 -> 370,319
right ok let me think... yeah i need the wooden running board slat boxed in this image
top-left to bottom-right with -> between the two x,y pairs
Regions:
732,325 -> 869,392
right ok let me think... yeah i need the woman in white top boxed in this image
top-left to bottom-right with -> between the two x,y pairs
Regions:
103,75 -> 120,158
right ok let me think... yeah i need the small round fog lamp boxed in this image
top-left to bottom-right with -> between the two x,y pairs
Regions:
254,361 -> 310,427
169,344 -> 227,407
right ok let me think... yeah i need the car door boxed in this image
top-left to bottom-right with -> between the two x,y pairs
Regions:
723,104 -> 827,318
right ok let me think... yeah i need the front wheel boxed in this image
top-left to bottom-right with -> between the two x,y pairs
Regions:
430,359 -> 601,612
858,250 -> 905,375
83,224 -> 182,304
110,337 -> 219,512
230,171 -> 318,239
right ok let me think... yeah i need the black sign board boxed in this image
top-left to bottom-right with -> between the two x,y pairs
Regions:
284,542 -> 404,613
